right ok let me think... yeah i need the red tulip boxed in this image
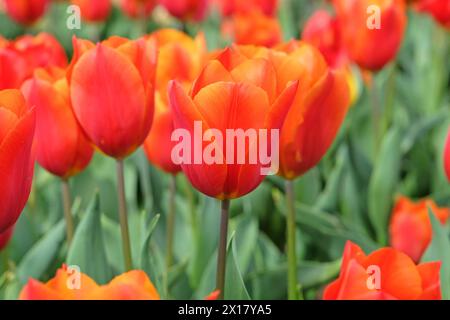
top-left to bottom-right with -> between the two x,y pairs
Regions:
218,0 -> 278,16
120,0 -> 156,18
4,0 -> 49,25
414,0 -> 450,28
323,241 -> 441,300
0,89 -> 35,232
168,46 -> 300,199
159,0 -> 209,21
21,67 -> 94,178
143,29 -> 206,174
222,10 -> 282,47
389,196 -> 450,262
0,37 -> 27,89
445,127 -> 450,182
70,0 -> 111,22
69,36 -> 157,159
333,0 -> 407,70
0,226 -> 14,251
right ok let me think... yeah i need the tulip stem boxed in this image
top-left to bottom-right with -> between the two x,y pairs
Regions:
216,199 -> 230,300
369,78 -> 382,157
285,179 -> 298,300
61,179 -> 74,246
116,160 -> 133,271
166,174 -> 176,269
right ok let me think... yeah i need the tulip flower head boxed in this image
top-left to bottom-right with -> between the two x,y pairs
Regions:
159,0 -> 209,21
120,0 -> 156,18
4,0 -> 49,25
444,127 -> 450,182
323,241 -> 441,299
70,0 -> 112,22
21,67 -> 94,179
390,196 -> 450,262
414,0 -> 450,28
0,89 -> 35,232
218,0 -> 278,16
69,36 -> 157,159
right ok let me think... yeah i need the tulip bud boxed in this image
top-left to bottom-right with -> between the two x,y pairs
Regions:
69,36 -> 157,159
120,0 -> 156,18
159,0 -> 209,21
414,0 -> 450,28
0,89 -> 35,232
4,0 -> 49,25
21,67 -> 94,179
70,0 -> 112,22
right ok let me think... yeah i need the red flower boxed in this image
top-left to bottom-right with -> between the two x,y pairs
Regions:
159,0 -> 209,21
444,127 -> 450,182
70,0 -> 112,22
414,0 -> 450,28
120,0 -> 156,18
0,89 -> 35,232
323,241 -> 441,300
21,67 -> 94,178
218,0 -> 278,16
4,0 -> 49,25
333,0 -> 407,71
69,36 -> 157,159
390,196 -> 450,262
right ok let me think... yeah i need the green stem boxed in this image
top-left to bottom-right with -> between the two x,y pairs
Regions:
285,179 -> 298,300
216,199 -> 230,300
116,160 -> 133,271
61,179 -> 75,246
369,78 -> 382,158
166,174 -> 176,269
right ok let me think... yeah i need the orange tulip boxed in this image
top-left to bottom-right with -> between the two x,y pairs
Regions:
143,29 -> 206,174
445,128 -> 450,182
323,241 -> 441,300
159,0 -> 209,21
0,89 -> 35,232
389,196 -> 450,262
19,266 -> 160,300
21,67 -> 94,179
4,0 -> 49,25
168,46 -> 300,199
120,0 -> 156,18
70,0 -> 111,22
218,0 -> 278,16
414,0 -> 450,28
332,0 -> 407,71
69,36 -> 157,159
0,225 -> 14,251
222,10 -> 282,47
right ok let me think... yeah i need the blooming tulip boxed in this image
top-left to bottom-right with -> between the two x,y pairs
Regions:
21,67 -> 93,178
4,0 -> 49,25
323,241 -> 441,300
159,0 -> 209,21
120,0 -> 156,18
70,0 -> 112,22
70,36 -> 157,159
390,196 -> 450,262
414,0 -> 450,28
222,10 -> 282,47
218,0 -> 278,16
144,29 -> 206,174
0,89 -> 35,232
0,226 -> 14,251
19,266 -> 160,300
332,0 -> 407,71
444,127 -> 450,182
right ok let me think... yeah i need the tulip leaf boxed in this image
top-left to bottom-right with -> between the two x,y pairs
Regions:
422,208 -> 450,300
17,220 -> 66,284
224,237 -> 251,300
67,193 -> 112,284
368,128 -> 402,245
139,214 -> 160,269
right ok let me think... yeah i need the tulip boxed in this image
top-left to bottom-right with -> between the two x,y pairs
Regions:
390,196 -> 450,262
323,241 -> 441,299
445,128 -> 450,182
19,266 -> 160,300
69,36 -> 157,271
0,38 -> 27,89
0,89 -> 35,233
70,0 -> 112,22
332,0 -> 407,71
120,0 -> 156,18
222,10 -> 282,47
0,226 -> 14,251
21,67 -> 94,245
414,0 -> 450,28
4,0 -> 49,25
218,0 -> 278,16
159,0 -> 209,21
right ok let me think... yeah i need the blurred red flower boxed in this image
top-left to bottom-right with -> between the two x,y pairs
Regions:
445,128 -> 450,182
21,67 -> 94,179
70,0 -> 111,22
4,0 -> 49,25
323,241 -> 441,300
414,0 -> 450,28
159,0 -> 209,21
217,0 -> 278,16
120,0 -> 156,18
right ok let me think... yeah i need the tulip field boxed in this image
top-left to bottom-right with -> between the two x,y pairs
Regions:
0,0 -> 449,302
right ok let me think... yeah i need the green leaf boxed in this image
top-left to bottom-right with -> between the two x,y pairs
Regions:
67,193 -> 112,284
368,128 -> 402,244
16,220 -> 66,284
422,208 -> 450,300
139,214 -> 160,268
224,238 -> 251,300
